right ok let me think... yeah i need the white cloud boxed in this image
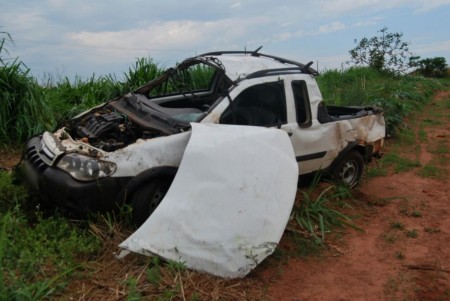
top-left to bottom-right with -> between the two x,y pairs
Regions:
352,17 -> 384,28
412,0 -> 450,12
231,1 -> 242,8
315,0 -> 450,16
70,18 -> 254,48
317,22 -> 346,34
66,17 -> 269,64
415,39 -> 450,54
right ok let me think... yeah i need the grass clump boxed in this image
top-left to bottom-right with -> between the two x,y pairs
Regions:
429,143 -> 449,155
424,227 -> 440,234
0,170 -> 28,210
395,251 -> 405,260
418,164 -> 447,179
390,221 -> 405,230
406,229 -> 418,238
382,232 -> 399,244
0,209 -> 100,299
382,152 -> 420,173
292,235 -> 323,258
292,185 -> 359,244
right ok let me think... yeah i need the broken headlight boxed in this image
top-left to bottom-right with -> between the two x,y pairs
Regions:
56,153 -> 116,181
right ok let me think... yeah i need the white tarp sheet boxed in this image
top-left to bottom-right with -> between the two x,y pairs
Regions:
119,123 -> 298,278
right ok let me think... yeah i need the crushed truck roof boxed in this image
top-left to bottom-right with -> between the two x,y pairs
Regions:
194,50 -> 319,82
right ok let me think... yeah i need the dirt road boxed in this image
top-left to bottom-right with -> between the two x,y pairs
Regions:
258,91 -> 450,301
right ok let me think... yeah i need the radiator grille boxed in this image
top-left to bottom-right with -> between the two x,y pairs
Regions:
25,137 -> 52,173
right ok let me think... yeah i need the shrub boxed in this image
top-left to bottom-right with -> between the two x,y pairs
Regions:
410,56 -> 448,78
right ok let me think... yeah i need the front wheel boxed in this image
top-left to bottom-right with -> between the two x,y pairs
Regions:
332,151 -> 364,188
130,177 -> 173,226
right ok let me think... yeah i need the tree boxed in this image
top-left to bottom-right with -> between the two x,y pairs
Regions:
409,56 -> 448,78
348,27 -> 412,74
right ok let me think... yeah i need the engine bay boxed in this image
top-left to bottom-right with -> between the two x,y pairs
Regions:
66,105 -> 162,152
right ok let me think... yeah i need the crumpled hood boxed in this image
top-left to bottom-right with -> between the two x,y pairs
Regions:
118,123 -> 298,278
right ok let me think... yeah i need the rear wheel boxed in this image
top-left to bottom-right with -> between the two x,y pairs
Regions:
332,151 -> 364,188
130,177 -> 173,226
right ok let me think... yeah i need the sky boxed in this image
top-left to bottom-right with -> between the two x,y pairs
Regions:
1,0 -> 449,82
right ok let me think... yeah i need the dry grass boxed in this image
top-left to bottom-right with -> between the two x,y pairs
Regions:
61,218 -> 265,301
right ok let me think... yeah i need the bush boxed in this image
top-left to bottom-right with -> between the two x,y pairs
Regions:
410,56 -> 448,78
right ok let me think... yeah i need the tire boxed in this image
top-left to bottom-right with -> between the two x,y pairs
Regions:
130,177 -> 173,226
332,151 -> 364,188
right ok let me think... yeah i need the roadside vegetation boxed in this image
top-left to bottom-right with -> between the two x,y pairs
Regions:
1,28 -> 449,299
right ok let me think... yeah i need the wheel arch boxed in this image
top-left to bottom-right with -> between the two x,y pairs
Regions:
328,142 -> 373,172
117,166 -> 178,204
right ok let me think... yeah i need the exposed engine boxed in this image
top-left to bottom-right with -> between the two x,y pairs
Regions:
67,105 -> 161,151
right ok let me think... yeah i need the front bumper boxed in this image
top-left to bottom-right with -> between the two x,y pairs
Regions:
23,136 -> 130,214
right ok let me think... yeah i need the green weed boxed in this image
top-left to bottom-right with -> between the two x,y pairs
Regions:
0,170 -> 28,210
125,276 -> 141,301
424,227 -> 440,233
292,235 -> 324,258
406,229 -> 418,238
395,251 -> 405,260
418,165 -> 446,179
382,152 -> 421,173
429,143 -> 449,155
422,119 -> 442,126
292,185 -> 359,243
418,128 -> 427,142
390,221 -> 405,230
411,210 -> 422,217
367,166 -> 388,177
383,233 -> 398,244
147,257 -> 162,285
398,128 -> 416,145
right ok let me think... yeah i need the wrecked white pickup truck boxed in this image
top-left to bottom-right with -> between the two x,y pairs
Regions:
22,50 -> 385,226
22,50 -> 385,277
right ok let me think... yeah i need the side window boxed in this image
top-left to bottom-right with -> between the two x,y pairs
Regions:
292,81 -> 312,127
220,81 -> 287,127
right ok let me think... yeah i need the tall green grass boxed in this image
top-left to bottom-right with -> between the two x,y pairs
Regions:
317,67 -> 440,135
45,74 -> 125,123
0,53 -> 54,143
123,57 -> 162,91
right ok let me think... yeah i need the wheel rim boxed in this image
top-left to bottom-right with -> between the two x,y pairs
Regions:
148,182 -> 169,214
338,160 -> 358,186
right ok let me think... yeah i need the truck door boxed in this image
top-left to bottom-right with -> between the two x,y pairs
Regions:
281,79 -> 334,174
